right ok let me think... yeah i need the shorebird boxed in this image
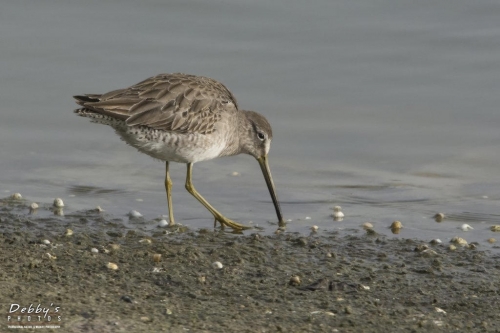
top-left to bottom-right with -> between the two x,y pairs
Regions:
74,73 -> 285,230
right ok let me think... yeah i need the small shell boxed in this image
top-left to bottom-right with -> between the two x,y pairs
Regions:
129,210 -> 142,218
53,198 -> 64,208
139,238 -> 152,244
461,224 -> 473,231
30,202 -> 39,210
45,253 -> 57,260
429,239 -> 442,245
153,254 -> 162,263
487,238 -> 496,244
231,171 -> 240,176
65,229 -> 74,236
305,216 -> 311,220
95,206 -> 104,212
435,307 -> 447,314
42,239 -> 51,245
433,213 -> 445,222
391,221 -> 403,229
11,193 -> 23,200
212,261 -> 223,269
107,262 -> 119,270
362,222 -> 373,230
448,244 -> 457,251
91,248 -> 99,254
158,219 -> 169,228
310,225 -> 318,232
289,275 -> 301,286
450,236 -> 468,246
109,244 -> 120,251
333,206 -> 344,219
490,225 -> 500,232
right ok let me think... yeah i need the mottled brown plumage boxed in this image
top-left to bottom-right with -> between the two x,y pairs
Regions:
74,73 -> 284,230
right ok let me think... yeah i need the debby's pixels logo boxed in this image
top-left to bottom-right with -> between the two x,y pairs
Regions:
6,303 -> 61,329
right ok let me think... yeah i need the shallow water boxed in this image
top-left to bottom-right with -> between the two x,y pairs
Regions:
1,0 -> 499,248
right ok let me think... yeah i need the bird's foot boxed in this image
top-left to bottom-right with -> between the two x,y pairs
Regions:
214,215 -> 251,231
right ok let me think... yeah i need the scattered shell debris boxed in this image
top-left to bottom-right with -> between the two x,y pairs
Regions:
107,262 -> 119,270
158,219 -> 169,228
129,210 -> 143,218
139,238 -> 152,244
461,224 -> 473,231
65,229 -> 73,237
310,225 -> 318,232
11,193 -> 23,200
435,307 -> 447,314
45,253 -> 57,260
362,222 -> 373,230
53,198 -> 64,208
42,239 -> 51,245
289,275 -> 301,286
433,213 -> 445,222
490,225 -> 500,232
487,238 -> 496,244
333,206 -> 344,220
91,248 -> 99,254
212,261 -> 223,269
153,254 -> 162,263
450,236 -> 468,247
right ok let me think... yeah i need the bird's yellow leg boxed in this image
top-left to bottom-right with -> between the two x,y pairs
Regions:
164,162 -> 175,226
184,163 -> 250,231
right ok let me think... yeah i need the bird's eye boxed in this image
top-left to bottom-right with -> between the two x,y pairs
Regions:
257,132 -> 265,140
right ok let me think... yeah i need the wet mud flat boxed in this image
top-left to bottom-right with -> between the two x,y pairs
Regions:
1,200 -> 500,332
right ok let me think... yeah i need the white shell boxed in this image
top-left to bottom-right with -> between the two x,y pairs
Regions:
91,248 -> 99,254
30,202 -> 39,210
11,193 -> 22,200
158,219 -> 169,227
42,239 -> 51,245
129,210 -> 143,218
53,198 -> 64,208
305,216 -> 311,220
461,224 -> 473,231
212,261 -> 223,269
231,171 -> 240,176
310,225 -> 318,232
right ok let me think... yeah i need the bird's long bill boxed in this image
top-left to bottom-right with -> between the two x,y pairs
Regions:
257,155 -> 285,226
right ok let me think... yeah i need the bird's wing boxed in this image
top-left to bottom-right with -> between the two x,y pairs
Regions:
74,73 -> 239,134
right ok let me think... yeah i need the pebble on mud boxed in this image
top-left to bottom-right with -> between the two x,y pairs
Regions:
153,254 -> 162,263
289,275 -> 301,286
91,248 -> 99,254
487,238 -> 496,244
11,193 -> 23,200
212,261 -> 223,269
107,262 -> 119,270
310,225 -> 318,232
65,229 -> 73,237
42,239 -> 51,245
451,236 -> 468,246
53,198 -> 64,208
45,253 -> 57,260
490,225 -> 500,232
139,238 -> 152,244
362,222 -> 373,230
333,206 -> 344,220
448,244 -> 457,251
461,224 -> 473,231
434,213 -> 445,222
129,210 -> 143,218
